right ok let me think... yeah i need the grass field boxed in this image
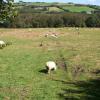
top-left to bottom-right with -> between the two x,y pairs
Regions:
62,5 -> 94,12
48,7 -> 64,12
16,2 -> 98,13
0,28 -> 100,100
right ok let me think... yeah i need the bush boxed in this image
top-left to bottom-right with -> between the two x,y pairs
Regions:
86,15 -> 100,27
1,12 -> 100,28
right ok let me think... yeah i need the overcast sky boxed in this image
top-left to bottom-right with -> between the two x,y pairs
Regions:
14,0 -> 100,5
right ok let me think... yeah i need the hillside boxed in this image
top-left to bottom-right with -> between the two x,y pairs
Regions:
1,2 -> 100,28
15,2 -> 100,14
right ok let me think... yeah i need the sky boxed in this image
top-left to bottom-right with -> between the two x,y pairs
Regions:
14,0 -> 100,5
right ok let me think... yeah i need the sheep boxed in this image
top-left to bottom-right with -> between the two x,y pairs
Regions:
76,27 -> 79,30
45,33 -> 49,37
45,33 -> 58,38
51,33 -> 58,38
76,27 -> 80,35
46,61 -> 57,74
0,40 -> 6,48
28,28 -> 32,32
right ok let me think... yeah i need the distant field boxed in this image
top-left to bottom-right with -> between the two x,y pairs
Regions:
0,28 -> 100,99
62,5 -> 94,12
48,7 -> 64,12
15,2 -> 99,13
31,2 -> 56,6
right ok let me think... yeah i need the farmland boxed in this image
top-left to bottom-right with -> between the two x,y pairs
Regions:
16,2 -> 99,13
0,28 -> 100,99
62,5 -> 94,12
1,2 -> 99,28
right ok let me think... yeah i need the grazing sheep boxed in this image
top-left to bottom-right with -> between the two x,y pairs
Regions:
28,28 -> 32,32
45,33 -> 49,37
46,61 -> 57,74
0,40 -> 6,48
51,33 -> 58,38
76,27 -> 80,35
76,27 -> 79,30
45,32 -> 58,38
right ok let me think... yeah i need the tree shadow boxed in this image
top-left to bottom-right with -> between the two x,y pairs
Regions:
52,78 -> 100,100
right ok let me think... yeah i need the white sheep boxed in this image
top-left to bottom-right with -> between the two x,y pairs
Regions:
45,32 -> 58,38
46,61 -> 57,74
51,34 -> 58,38
0,40 -> 6,48
45,33 -> 49,37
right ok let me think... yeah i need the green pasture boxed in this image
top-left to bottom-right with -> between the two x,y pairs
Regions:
0,28 -> 100,100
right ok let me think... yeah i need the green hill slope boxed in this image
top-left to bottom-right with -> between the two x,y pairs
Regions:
15,2 -> 99,14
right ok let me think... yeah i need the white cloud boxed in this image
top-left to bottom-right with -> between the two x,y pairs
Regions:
88,0 -> 96,2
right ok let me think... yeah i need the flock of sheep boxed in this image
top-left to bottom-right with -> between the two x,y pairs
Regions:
0,31 -> 58,74
44,28 -> 79,73
0,28 -> 81,74
44,31 -> 58,73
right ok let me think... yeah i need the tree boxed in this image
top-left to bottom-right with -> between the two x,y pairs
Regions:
0,0 -> 17,23
86,15 -> 100,27
54,16 -> 64,27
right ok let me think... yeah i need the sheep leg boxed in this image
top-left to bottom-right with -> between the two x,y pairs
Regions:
48,69 -> 50,74
46,66 -> 50,74
0,44 -> 2,49
4,44 -> 6,47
